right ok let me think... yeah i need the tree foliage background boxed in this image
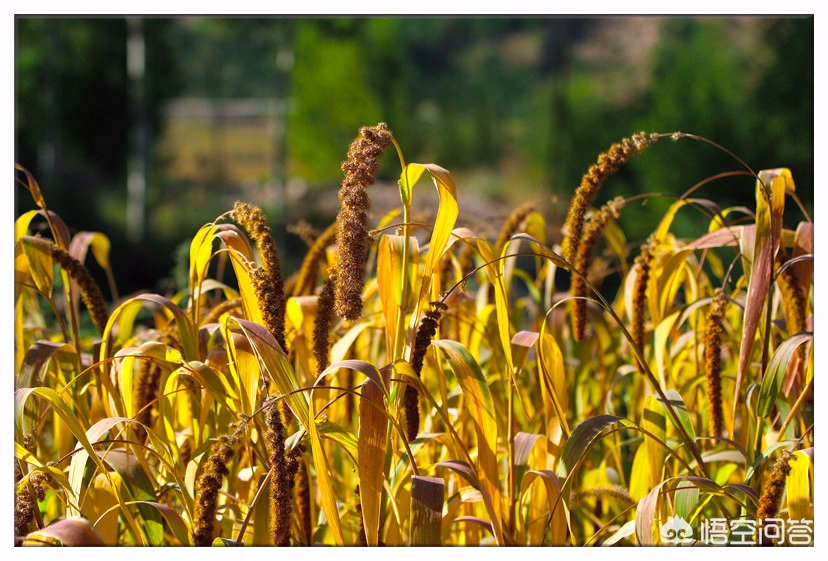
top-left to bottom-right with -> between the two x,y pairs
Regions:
14,16 -> 814,295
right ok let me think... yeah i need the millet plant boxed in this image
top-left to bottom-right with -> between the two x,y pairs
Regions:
14,124 -> 813,546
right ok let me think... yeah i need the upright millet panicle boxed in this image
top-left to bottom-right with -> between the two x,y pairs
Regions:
631,242 -> 653,373
704,289 -> 728,437
312,273 -> 337,377
757,450 -> 795,545
334,123 -> 394,321
777,264 -> 807,336
49,243 -> 109,335
249,266 -> 287,351
191,434 -> 238,546
294,459 -> 312,545
231,202 -> 287,352
134,326 -> 181,439
571,196 -> 626,341
569,484 -> 635,509
266,403 -> 304,546
494,202 -> 535,250
776,260 -> 809,369
201,298 -> 243,325
561,132 -> 656,263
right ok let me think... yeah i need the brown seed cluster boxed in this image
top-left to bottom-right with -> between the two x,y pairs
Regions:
561,132 -> 656,263
494,202 -> 535,250
49,243 -> 108,335
404,301 -> 448,442
776,261 -> 809,369
334,123 -> 394,321
134,325 -> 181,439
179,438 -> 193,465
312,274 -> 337,377
704,289 -> 728,437
249,266 -> 287,352
192,434 -> 238,546
201,298 -> 243,325
231,202 -> 287,352
757,450 -> 794,545
569,484 -> 635,509
14,461 -> 47,539
631,243 -> 652,373
570,196 -> 625,341
294,459 -> 312,545
266,403 -> 305,546
777,265 -> 807,336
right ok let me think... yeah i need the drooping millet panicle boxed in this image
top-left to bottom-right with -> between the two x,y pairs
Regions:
266,402 -> 305,546
631,243 -> 653,374
571,196 -> 626,341
279,399 -> 295,431
334,123 -> 394,321
201,298 -> 242,325
757,450 -> 795,545
293,221 -> 338,297
192,434 -> 239,546
401,390 -> 420,444
704,289 -> 728,438
312,274 -> 337,377
561,132 -> 657,263
49,243 -> 108,335
403,301 -> 448,442
568,484 -> 636,509
402,388 -> 421,443
494,202 -> 535,250
231,202 -> 287,352
410,301 -> 448,377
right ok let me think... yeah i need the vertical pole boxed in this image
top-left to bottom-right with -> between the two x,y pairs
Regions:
409,476 -> 444,545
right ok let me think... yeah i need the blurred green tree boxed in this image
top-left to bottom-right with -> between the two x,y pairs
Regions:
15,16 -> 813,294
15,17 -> 181,294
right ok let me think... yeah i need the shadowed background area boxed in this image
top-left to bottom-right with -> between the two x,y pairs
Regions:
14,16 -> 814,297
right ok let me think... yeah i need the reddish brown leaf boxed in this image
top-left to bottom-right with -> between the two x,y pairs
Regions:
735,169 -> 789,412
